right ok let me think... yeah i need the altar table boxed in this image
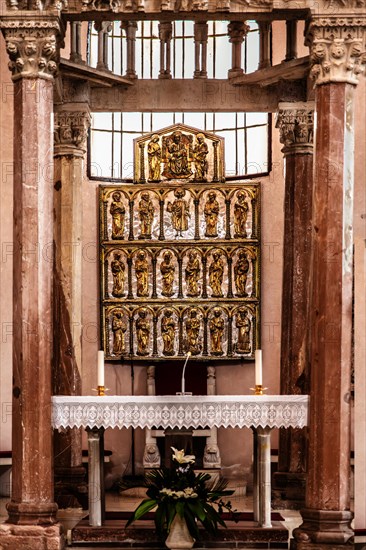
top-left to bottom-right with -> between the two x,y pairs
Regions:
52,395 -> 309,529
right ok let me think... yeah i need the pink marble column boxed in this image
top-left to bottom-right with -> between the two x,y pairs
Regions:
273,103 -> 314,509
292,15 -> 366,549
0,13 -> 65,550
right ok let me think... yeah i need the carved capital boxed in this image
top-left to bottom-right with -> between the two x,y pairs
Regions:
227,21 -> 250,43
194,21 -> 208,42
0,16 -> 64,81
276,102 -> 314,155
306,17 -> 366,85
158,21 -> 172,42
54,111 -> 91,157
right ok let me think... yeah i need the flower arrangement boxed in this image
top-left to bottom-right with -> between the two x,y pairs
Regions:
126,447 -> 236,540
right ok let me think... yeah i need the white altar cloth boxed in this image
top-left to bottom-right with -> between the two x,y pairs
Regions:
52,394 -> 308,431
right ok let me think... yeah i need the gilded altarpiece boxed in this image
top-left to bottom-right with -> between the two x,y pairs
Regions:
100,124 -> 261,361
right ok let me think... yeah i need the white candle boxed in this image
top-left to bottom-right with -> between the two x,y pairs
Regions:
255,349 -> 262,386
97,350 -> 105,387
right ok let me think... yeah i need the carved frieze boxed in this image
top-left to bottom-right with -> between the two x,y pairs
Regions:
100,183 -> 260,361
306,17 -> 366,85
54,111 -> 91,156
276,102 -> 314,155
0,17 -> 64,80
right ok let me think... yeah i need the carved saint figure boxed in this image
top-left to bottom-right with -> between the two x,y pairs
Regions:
194,133 -> 208,181
167,188 -> 190,237
139,192 -> 154,239
209,308 -> 224,356
161,309 -> 176,356
185,251 -> 200,297
204,191 -> 220,237
135,250 -> 149,297
112,311 -> 127,355
234,250 -> 250,297
147,134 -> 161,182
209,251 -> 224,298
160,251 -> 175,297
136,308 -> 150,356
185,308 -> 201,355
110,191 -> 125,239
235,309 -> 251,354
162,131 -> 192,179
111,252 -> 125,297
234,191 -> 249,238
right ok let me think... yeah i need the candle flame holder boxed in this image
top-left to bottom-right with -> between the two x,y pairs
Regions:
92,386 -> 109,396
250,385 -> 268,395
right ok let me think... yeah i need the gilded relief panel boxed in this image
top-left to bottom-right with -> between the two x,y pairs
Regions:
100,124 -> 260,361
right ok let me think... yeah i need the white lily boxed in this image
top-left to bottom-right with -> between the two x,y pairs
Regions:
171,446 -> 195,464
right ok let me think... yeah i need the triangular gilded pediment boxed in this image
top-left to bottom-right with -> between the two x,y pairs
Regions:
134,123 -> 225,184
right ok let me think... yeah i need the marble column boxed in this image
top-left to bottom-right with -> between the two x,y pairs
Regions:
292,15 -> 366,550
53,98 -> 91,509
0,13 -> 65,550
273,102 -> 314,509
227,21 -> 249,79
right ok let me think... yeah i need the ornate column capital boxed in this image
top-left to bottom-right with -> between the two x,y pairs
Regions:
227,20 -> 250,44
0,14 -> 64,81
306,16 -> 366,86
54,110 -> 91,157
194,21 -> 208,42
158,21 -> 172,42
276,102 -> 314,156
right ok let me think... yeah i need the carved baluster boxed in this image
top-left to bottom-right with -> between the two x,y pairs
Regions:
70,22 -> 84,64
152,255 -> 157,298
122,21 -> 137,79
159,199 -> 165,240
159,22 -> 172,79
128,199 -> 134,240
95,21 -> 112,71
228,21 -> 249,78
194,198 -> 200,239
225,198 -> 231,239
285,20 -> 297,62
127,256 -> 133,299
194,22 -> 208,78
258,21 -> 271,70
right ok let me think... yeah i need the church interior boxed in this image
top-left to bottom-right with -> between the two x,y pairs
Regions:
0,0 -> 365,548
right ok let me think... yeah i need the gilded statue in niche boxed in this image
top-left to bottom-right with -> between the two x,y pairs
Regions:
110,191 -> 125,239
204,191 -> 220,237
112,311 -> 127,354
193,133 -> 209,181
235,309 -> 251,354
185,308 -> 201,355
135,250 -> 149,297
234,191 -> 249,238
185,251 -> 201,297
234,250 -> 250,297
138,191 -> 155,239
209,308 -> 224,356
111,252 -> 125,297
161,309 -> 176,356
160,251 -> 175,297
209,251 -> 224,298
167,188 -> 190,237
136,308 -> 150,356
147,134 -> 161,182
162,131 -> 192,179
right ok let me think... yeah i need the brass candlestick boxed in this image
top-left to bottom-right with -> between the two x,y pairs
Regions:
250,384 -> 267,395
92,386 -> 108,396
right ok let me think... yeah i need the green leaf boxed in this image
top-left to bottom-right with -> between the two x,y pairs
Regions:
125,498 -> 157,528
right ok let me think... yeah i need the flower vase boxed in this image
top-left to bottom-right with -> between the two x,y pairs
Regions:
165,514 -> 195,550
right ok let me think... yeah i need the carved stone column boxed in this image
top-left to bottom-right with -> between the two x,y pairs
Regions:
143,365 -> 161,468
158,22 -> 172,79
203,366 -> 221,468
227,21 -> 249,78
272,103 -> 314,510
95,21 -> 112,72
0,13 -> 65,549
258,21 -> 271,70
53,97 -> 91,509
194,21 -> 208,79
291,16 -> 366,550
122,21 -> 137,79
